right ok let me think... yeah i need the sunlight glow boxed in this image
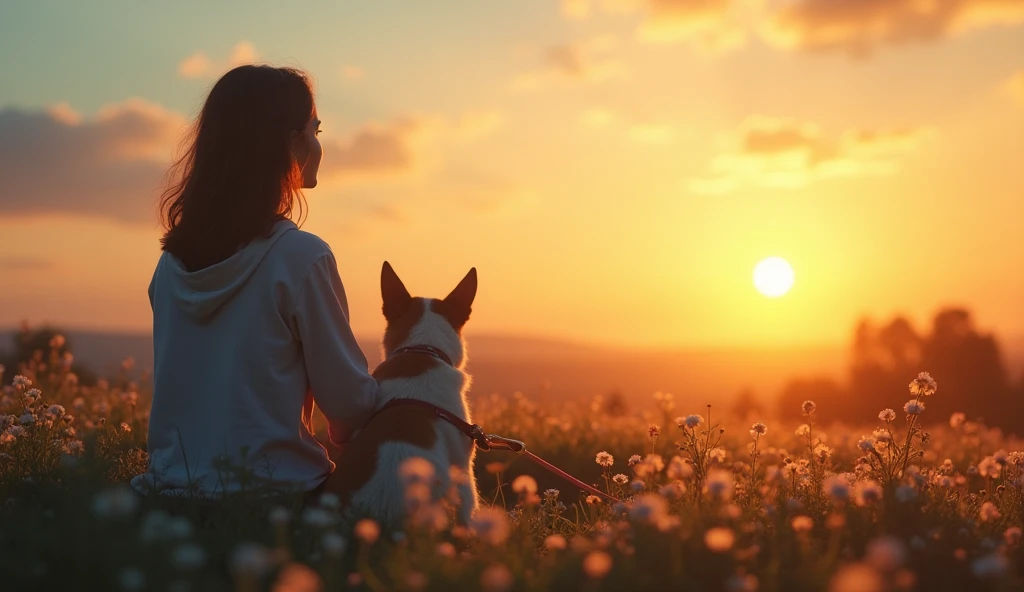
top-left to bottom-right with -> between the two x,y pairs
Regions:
753,257 -> 795,298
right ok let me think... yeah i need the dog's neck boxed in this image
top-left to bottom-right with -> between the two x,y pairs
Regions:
375,361 -> 472,423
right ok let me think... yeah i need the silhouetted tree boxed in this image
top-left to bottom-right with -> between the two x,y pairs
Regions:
0,324 -> 98,386
777,377 -> 848,424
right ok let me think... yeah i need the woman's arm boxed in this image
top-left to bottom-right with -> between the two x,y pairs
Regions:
293,252 -> 380,447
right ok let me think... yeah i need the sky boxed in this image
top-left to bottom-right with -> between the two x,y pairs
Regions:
0,0 -> 1022,351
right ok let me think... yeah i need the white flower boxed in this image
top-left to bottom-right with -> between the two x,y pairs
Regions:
949,412 -> 966,428
612,474 -> 629,485
12,375 -> 31,389
92,486 -> 139,519
878,409 -> 896,422
398,457 -> 435,487
470,508 -> 509,546
511,475 -> 537,495
595,451 -> 614,468
323,532 -> 347,556
903,400 -> 925,415
909,371 -> 937,396
583,551 -> 613,579
795,424 -> 810,437
683,415 -> 704,429
171,543 -> 207,570
802,400 -> 816,415
750,422 -> 767,438
627,454 -> 642,466
980,502 -> 1001,522
229,542 -> 272,577
543,488 -> 559,502
858,437 -> 876,452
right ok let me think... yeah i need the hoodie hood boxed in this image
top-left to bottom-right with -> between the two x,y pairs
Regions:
160,219 -> 297,321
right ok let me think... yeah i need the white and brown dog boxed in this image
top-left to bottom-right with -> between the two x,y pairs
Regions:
329,261 -> 479,526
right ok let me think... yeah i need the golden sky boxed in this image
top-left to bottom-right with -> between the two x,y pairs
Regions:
0,0 -> 1022,349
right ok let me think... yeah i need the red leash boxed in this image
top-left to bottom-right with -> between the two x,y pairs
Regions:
375,398 -> 622,504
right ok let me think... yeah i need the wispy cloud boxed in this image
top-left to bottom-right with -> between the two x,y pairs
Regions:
511,37 -> 628,91
759,0 -> 1024,57
687,115 -> 936,194
177,41 -> 259,79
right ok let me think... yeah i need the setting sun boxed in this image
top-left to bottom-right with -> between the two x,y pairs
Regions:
753,257 -> 795,298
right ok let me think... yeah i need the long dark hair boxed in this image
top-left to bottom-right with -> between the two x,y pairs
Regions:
159,65 -> 313,271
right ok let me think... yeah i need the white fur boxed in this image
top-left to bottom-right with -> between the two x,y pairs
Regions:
350,301 -> 478,525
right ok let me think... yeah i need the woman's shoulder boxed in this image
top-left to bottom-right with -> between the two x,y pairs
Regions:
270,223 -> 334,265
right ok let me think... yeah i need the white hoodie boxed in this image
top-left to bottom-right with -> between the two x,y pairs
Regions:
131,219 -> 381,497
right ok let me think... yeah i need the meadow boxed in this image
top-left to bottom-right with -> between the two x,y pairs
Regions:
1,337 -> 1023,591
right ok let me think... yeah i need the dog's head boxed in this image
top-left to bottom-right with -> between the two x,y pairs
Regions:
379,261 -> 476,369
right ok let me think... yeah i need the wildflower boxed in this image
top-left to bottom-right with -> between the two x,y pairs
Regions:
791,516 -> 813,533
666,456 -> 693,480
322,532 -> 346,556
629,493 -> 668,525
829,564 -> 883,592
1004,527 -> 1021,546
659,481 -> 686,500
680,415 -> 704,429
704,527 -> 735,552
866,536 -> 906,572
12,375 -> 31,389
301,507 -> 336,528
854,480 -> 883,507
909,372 -> 937,396
118,567 -> 145,591
171,543 -> 207,570
273,563 -> 323,592
543,488 -> 560,502
750,422 -> 767,438
586,495 -> 601,504
628,454 -> 642,466
583,551 -> 613,579
398,457 -> 435,487
480,564 -> 514,592
858,437 -> 876,452
795,424 -> 810,437
950,412 -> 966,428
471,508 -> 509,545
705,469 -> 735,500
630,479 -> 646,492
49,334 -> 66,349
19,413 -> 34,425
823,475 -> 851,503
595,451 -> 614,468
648,425 -> 661,439
978,457 -> 1001,479
25,388 -> 42,402
544,534 -> 567,551
972,554 -> 1008,579
119,422 -> 132,433
229,542 -> 272,577
814,443 -> 833,461
979,502 -> 1001,522
268,506 -> 290,526
92,485 -> 140,519
511,475 -> 537,495
802,400 -> 816,415
878,409 -> 896,422
709,447 -> 727,463
895,485 -> 918,502
354,519 -> 380,544
612,474 -> 629,485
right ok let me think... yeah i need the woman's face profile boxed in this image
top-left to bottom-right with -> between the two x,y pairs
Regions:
292,107 -> 323,189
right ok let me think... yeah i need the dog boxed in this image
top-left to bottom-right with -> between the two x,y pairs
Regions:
328,261 -> 479,526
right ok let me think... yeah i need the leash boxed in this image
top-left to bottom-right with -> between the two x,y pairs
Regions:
375,398 -> 622,504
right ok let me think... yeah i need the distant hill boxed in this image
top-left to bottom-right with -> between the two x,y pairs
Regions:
2,329 -> 1021,413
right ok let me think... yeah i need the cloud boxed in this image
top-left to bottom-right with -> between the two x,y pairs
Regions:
627,123 -> 675,143
760,0 -> 1024,57
341,65 -> 364,82
0,99 -> 187,222
511,35 -> 628,91
177,41 -> 259,79
577,106 -> 676,143
1005,70 -> 1024,105
687,115 -> 935,194
0,256 -> 56,271
556,0 -> 750,53
0,100 -> 474,222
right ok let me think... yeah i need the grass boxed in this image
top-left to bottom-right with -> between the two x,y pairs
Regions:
1,343 -> 1023,591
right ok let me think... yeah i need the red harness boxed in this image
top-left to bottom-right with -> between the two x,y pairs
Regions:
375,397 -> 622,504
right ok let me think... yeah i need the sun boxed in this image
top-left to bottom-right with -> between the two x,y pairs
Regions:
753,257 -> 794,298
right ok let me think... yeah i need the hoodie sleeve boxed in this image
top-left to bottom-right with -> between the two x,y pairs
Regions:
293,252 -> 381,447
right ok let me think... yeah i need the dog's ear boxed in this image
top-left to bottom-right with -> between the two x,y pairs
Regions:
381,261 -> 412,320
442,267 -> 476,327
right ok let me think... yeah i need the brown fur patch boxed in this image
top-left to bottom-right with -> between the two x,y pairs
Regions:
429,299 -> 468,334
372,352 -> 440,381
381,298 -> 427,356
321,404 -> 438,505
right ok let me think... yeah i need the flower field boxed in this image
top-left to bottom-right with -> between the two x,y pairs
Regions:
1,338 -> 1023,591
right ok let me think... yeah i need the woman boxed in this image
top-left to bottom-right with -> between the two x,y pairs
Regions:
131,65 -> 381,497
